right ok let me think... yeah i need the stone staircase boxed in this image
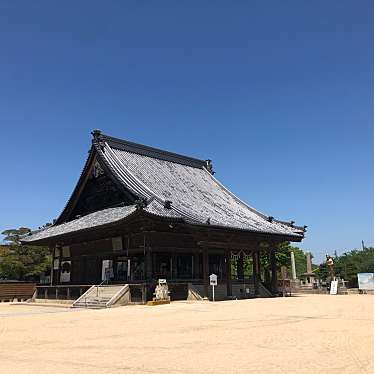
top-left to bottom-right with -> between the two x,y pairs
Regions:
72,284 -> 129,309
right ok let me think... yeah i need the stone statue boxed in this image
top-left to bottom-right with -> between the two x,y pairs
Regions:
154,279 -> 170,301
326,254 -> 335,279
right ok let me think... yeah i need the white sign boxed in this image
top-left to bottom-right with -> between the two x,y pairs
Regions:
209,274 -> 217,286
330,280 -> 338,295
209,274 -> 217,302
358,273 -> 374,290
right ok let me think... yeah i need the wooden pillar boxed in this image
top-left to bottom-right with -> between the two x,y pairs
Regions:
202,248 -> 209,298
225,250 -> 232,297
237,251 -> 244,281
252,251 -> 259,296
171,253 -> 177,280
193,253 -> 199,280
270,249 -> 278,294
50,246 -> 54,286
142,284 -> 147,304
144,235 -> 152,281
257,250 -> 261,282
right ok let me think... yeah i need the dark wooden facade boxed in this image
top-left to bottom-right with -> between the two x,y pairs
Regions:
43,211 -> 292,300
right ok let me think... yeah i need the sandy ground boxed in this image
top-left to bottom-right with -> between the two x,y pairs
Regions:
1,295 -> 374,374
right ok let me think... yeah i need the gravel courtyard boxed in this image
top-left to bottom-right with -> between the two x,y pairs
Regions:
1,295 -> 373,374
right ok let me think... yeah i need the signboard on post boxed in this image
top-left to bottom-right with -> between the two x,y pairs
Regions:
330,280 -> 338,295
210,274 -> 217,301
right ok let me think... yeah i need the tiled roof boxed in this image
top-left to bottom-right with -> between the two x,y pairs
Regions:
23,200 -> 185,243
23,205 -> 137,242
96,134 -> 304,238
23,131 -> 305,243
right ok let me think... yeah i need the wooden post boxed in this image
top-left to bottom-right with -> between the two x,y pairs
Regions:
142,284 -> 147,304
225,250 -> 232,297
171,253 -> 177,280
257,250 -> 261,282
237,251 -> 244,281
203,248 -> 209,298
270,249 -> 278,295
252,251 -> 259,296
50,246 -> 54,286
193,253 -> 199,280
144,235 -> 152,281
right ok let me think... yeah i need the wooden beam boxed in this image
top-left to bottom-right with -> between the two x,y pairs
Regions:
198,241 -> 259,251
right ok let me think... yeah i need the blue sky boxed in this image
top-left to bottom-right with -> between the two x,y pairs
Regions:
0,1 -> 373,262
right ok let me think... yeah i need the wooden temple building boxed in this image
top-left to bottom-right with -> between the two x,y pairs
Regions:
22,130 -> 305,303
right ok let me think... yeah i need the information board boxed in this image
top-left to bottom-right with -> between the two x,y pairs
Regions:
209,274 -> 217,286
330,280 -> 338,295
358,273 -> 374,290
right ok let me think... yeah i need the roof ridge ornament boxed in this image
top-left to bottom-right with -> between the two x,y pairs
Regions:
164,200 -> 172,209
91,129 -> 102,141
205,159 -> 215,174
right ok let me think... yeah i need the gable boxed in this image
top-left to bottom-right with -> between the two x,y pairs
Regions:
55,148 -> 137,224
68,161 -> 133,220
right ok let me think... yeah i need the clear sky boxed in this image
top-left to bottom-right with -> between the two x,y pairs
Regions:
0,1 -> 373,263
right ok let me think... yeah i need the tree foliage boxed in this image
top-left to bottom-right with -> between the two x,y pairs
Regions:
318,247 -> 374,287
0,228 -> 51,281
259,242 -> 308,281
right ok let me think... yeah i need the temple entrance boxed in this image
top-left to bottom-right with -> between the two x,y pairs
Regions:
209,253 -> 225,281
153,253 -> 195,280
154,254 -> 171,279
115,257 -> 129,282
176,254 -> 193,279
84,257 -> 101,284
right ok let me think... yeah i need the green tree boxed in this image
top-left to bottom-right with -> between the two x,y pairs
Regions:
0,227 -> 51,281
258,242 -> 308,283
292,247 -> 308,277
317,247 -> 374,286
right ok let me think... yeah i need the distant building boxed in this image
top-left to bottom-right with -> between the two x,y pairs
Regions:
22,130 -> 305,302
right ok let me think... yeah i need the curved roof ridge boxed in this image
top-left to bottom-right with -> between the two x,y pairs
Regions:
101,133 -> 207,169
